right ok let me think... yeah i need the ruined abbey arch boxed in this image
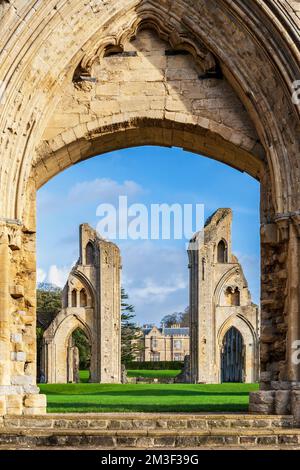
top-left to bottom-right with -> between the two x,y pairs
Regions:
188,209 -> 260,385
0,1 -> 299,417
41,224 -> 121,385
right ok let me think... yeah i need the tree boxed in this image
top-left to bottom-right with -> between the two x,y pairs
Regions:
36,283 -> 62,379
37,283 -> 62,318
160,313 -> 181,328
180,307 -> 190,327
160,308 -> 190,328
121,288 -> 143,364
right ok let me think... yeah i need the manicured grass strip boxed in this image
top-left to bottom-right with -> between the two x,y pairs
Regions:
127,370 -> 181,378
39,383 -> 259,413
79,370 -> 90,383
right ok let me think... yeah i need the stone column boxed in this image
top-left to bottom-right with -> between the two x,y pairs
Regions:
249,212 -> 300,422
0,226 -> 10,415
286,215 -> 300,383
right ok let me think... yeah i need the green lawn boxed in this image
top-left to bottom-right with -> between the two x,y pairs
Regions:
79,370 -> 90,383
127,369 -> 181,378
39,383 -> 259,413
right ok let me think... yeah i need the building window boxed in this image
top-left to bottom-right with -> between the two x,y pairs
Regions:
151,336 -> 157,349
174,339 -> 182,350
80,288 -> 87,307
174,353 -> 183,361
86,242 -> 94,265
71,289 -> 77,307
217,240 -> 228,263
151,353 -> 160,362
225,286 -> 240,306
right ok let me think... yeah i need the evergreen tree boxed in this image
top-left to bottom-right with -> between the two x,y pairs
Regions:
121,288 -> 143,364
36,283 -> 62,380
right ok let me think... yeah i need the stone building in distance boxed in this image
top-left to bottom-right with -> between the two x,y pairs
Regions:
136,324 -> 190,362
188,209 -> 260,384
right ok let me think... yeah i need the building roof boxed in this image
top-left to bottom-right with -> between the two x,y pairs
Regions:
142,326 -> 189,336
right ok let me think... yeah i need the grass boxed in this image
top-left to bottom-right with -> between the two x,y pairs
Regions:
78,370 -> 181,381
127,369 -> 181,378
79,370 -> 90,383
39,383 -> 259,413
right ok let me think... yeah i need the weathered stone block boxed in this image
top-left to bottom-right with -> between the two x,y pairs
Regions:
275,390 -> 291,415
291,391 -> 300,425
261,224 -> 277,244
10,285 -> 24,298
10,351 -> 26,362
0,362 -> 10,386
10,333 -> 22,344
11,375 -> 34,386
0,396 -> 6,416
6,395 -> 22,415
24,393 -> 47,409
23,407 -> 46,415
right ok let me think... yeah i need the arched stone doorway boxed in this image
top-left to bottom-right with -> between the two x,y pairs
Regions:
0,0 -> 299,417
221,327 -> 245,383
41,224 -> 121,384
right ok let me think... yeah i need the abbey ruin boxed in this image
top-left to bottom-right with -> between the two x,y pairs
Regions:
189,209 -> 259,384
0,0 -> 299,433
41,224 -> 121,384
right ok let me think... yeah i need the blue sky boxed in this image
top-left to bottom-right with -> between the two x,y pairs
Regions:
37,146 -> 260,325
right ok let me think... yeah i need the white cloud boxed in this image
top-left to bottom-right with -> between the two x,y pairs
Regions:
130,279 -> 186,301
120,241 -> 189,324
68,178 -> 143,204
37,268 -> 46,283
48,265 -> 71,288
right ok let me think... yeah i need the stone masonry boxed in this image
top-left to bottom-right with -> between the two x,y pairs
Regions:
0,1 -> 300,417
189,209 -> 259,384
42,224 -> 121,384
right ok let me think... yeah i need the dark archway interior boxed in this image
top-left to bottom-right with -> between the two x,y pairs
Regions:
71,328 -> 91,383
221,327 -> 245,383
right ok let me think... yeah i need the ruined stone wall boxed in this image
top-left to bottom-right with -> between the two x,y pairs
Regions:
189,209 -> 259,384
0,0 -> 299,416
42,224 -> 121,384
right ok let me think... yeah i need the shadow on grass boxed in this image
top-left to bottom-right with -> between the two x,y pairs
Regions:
43,389 -> 251,397
47,403 -> 249,413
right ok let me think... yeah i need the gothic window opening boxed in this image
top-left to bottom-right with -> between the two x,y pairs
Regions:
71,289 -> 77,307
86,242 -> 95,265
225,286 -> 240,306
80,288 -> 87,307
217,239 -> 227,263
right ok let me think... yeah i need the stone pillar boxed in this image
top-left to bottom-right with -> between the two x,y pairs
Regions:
0,225 -> 10,415
249,211 -> 300,422
0,179 -> 47,415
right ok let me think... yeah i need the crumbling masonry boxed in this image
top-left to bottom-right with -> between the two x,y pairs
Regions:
41,224 -> 121,384
189,209 -> 259,384
0,1 -> 300,418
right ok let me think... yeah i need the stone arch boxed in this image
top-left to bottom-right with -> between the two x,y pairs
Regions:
42,313 -> 93,384
0,0 -> 299,415
214,267 -> 245,307
225,286 -> 241,307
217,315 -> 259,383
71,270 -> 96,310
217,239 -> 228,264
85,242 -> 95,266
221,326 -> 244,383
80,288 -> 88,308
71,289 -> 77,308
